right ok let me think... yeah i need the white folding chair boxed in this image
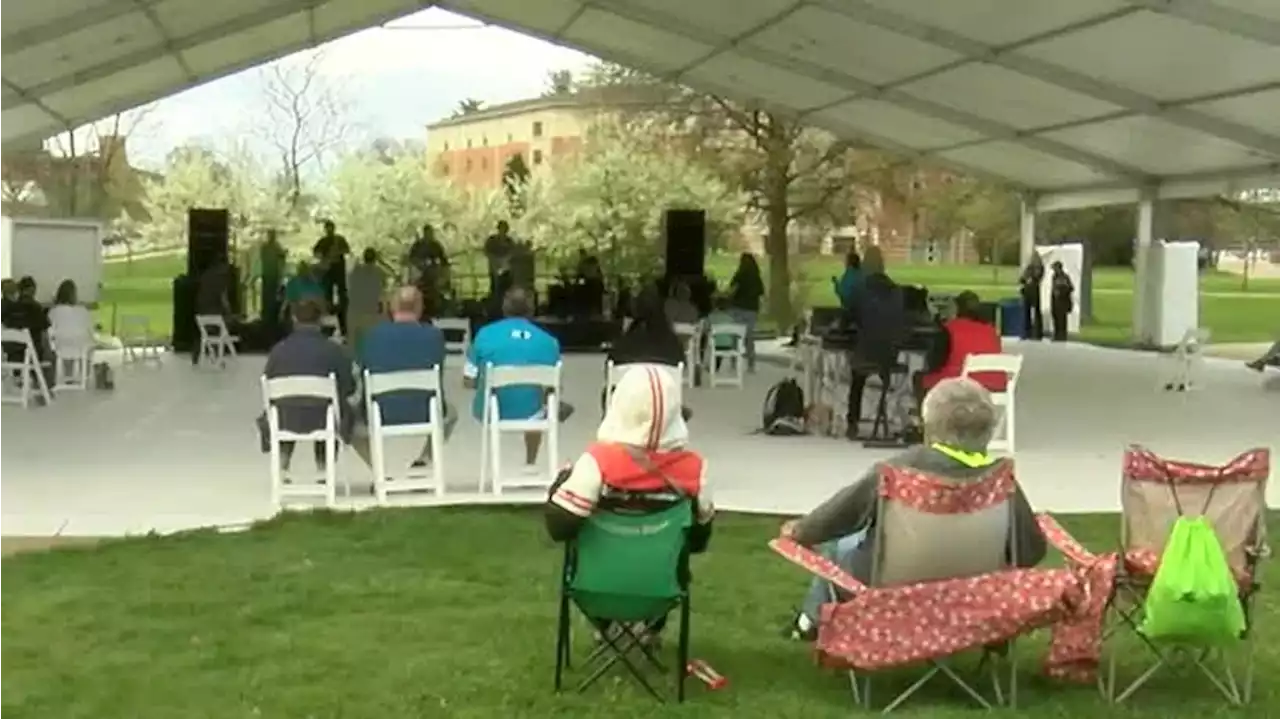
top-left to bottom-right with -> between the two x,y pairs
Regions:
705,323 -> 748,388
961,353 -> 1025,455
1161,328 -> 1211,392
435,318 -> 471,356
260,373 -> 341,509
1,327 -> 52,407
120,314 -> 162,364
49,330 -> 93,392
479,362 -> 561,495
792,310 -> 823,399
195,315 -> 238,367
673,321 -> 702,388
603,360 -> 683,411
363,367 -> 447,504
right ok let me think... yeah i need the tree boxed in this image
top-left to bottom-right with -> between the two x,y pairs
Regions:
502,152 -> 532,216
251,49 -> 355,212
576,62 -> 888,325
453,98 -> 485,118
1,107 -> 156,221
544,69 -> 574,97
321,150 -> 455,257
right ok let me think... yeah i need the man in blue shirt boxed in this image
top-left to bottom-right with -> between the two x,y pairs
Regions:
355,286 -> 454,469
465,287 -> 574,473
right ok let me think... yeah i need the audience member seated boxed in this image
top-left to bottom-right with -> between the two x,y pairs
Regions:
465,287 -> 575,474
47,279 -> 114,386
916,290 -> 1006,404
705,296 -> 738,353
845,249 -> 907,437
545,364 -> 714,642
257,297 -> 356,475
606,284 -> 693,420
664,279 -> 700,326
1246,340 -> 1279,372
284,261 -> 324,309
347,248 -> 387,351
3,276 -> 51,363
353,286 -> 455,470
832,249 -> 863,312
780,377 -> 1047,640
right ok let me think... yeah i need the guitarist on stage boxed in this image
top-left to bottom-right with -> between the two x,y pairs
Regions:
312,220 -> 351,334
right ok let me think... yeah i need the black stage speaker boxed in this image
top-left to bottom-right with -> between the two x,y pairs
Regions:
187,208 -> 230,278
663,208 -> 706,279
171,275 -> 197,352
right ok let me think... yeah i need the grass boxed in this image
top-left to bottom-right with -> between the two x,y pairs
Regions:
3,508 -> 1277,718
97,252 -> 1280,344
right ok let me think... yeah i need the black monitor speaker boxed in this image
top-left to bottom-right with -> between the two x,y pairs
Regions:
187,208 -> 230,278
663,208 -> 706,279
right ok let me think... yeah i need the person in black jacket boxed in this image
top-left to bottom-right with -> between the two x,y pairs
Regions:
1018,253 -> 1045,340
728,253 -> 765,372
604,284 -> 693,421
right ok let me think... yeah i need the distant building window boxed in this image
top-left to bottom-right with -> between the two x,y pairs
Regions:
483,135 -> 489,147
533,149 -> 544,165
481,157 -> 488,170
467,138 -> 472,149
442,164 -> 449,176
466,159 -> 473,171
507,133 -> 513,143
443,141 -> 449,151
532,121 -> 544,138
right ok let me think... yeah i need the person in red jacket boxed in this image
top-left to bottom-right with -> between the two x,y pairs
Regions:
916,291 -> 1007,404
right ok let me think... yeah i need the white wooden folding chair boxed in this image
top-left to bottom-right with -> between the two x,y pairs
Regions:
363,367 -> 447,504
673,321 -> 702,388
120,314 -> 162,364
49,330 -> 93,392
435,318 -> 471,356
792,309 -> 823,399
195,315 -> 238,367
705,322 -> 748,388
961,353 -> 1025,455
479,362 -> 562,495
1,327 -> 53,407
604,360 -> 683,411
260,373 -> 340,509
1161,328 -> 1211,392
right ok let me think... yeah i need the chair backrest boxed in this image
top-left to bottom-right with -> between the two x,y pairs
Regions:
364,367 -> 441,396
872,461 -> 1017,587
260,373 -> 338,405
962,353 -> 1023,392
1,327 -> 36,349
672,322 -> 700,339
194,314 -> 227,334
570,500 -> 693,621
1120,446 -> 1269,574
486,362 -> 561,391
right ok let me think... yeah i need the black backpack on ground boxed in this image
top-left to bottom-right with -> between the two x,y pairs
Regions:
762,378 -> 807,436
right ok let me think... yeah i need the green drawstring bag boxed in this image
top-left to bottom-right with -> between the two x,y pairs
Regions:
1141,516 -> 1246,645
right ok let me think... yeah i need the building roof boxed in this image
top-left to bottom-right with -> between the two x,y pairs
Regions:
3,0 -> 1278,210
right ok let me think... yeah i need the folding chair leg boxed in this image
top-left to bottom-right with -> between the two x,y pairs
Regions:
554,586 -> 570,691
677,597 -> 690,703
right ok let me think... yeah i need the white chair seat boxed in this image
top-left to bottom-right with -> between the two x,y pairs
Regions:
1,327 -> 53,408
261,373 -> 341,508
480,362 -> 562,495
960,353 -> 1024,455
364,367 -> 446,503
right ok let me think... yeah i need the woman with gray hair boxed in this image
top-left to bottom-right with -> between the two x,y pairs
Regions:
780,377 -> 1047,640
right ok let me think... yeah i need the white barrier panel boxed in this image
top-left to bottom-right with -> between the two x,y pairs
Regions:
1150,241 -> 1200,348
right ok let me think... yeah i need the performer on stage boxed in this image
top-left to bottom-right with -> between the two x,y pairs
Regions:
259,229 -> 287,333
407,223 -> 451,319
483,220 -> 516,298
313,220 -> 351,334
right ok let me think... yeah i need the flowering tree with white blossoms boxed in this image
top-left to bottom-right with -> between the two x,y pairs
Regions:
321,149 -> 454,259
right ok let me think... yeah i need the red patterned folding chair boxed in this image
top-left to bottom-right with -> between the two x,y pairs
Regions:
773,461 -> 1102,712
1103,446 -> 1270,705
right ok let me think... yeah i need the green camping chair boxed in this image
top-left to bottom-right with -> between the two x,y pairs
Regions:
554,500 -> 693,702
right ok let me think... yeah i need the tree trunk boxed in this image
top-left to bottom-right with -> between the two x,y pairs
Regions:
762,115 -> 793,327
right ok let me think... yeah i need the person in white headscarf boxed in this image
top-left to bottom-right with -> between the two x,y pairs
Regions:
545,364 -> 714,546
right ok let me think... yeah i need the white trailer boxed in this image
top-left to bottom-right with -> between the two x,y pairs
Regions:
0,216 -> 103,303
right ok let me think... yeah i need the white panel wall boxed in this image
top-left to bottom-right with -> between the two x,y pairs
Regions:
1149,241 -> 1200,347
1036,243 -> 1082,335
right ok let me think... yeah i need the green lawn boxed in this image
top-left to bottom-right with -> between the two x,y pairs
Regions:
98,253 -> 1280,344
3,508 -> 1276,718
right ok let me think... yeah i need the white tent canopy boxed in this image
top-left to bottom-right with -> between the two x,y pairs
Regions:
3,0 -> 1279,208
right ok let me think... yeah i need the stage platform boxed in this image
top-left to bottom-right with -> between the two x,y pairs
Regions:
1,342 -> 1276,537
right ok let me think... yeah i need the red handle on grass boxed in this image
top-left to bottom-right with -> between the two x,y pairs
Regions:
686,659 -> 727,690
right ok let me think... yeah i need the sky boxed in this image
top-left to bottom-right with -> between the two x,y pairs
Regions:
119,7 -> 594,167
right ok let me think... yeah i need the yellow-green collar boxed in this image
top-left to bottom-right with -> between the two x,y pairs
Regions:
931,442 -> 995,468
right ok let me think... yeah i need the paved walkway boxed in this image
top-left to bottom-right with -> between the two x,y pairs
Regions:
2,343 -> 1276,537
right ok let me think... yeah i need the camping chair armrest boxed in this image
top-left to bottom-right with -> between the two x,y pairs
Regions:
768,538 -> 866,595
1036,513 -> 1098,567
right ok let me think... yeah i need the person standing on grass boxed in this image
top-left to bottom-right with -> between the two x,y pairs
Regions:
464,287 -> 574,476
728,252 -> 765,373
1049,261 -> 1074,342
1019,253 -> 1045,340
